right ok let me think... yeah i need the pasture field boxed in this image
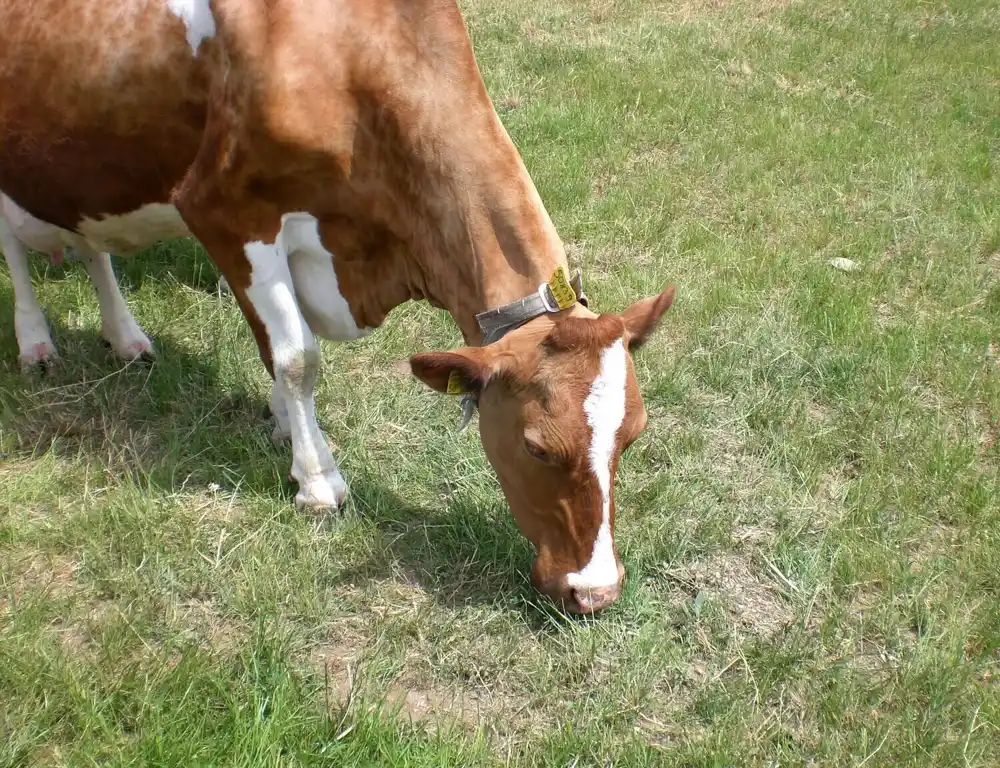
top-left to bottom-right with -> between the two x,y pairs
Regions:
2,0 -> 998,764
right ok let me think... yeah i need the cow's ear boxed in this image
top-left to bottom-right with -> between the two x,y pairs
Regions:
621,284 -> 676,351
409,347 -> 492,395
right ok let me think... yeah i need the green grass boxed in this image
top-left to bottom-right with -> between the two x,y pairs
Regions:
2,0 -> 999,764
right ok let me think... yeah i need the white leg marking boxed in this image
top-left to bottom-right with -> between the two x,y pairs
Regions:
0,213 -> 57,372
566,338 -> 627,591
77,247 -> 154,361
245,214 -> 358,511
166,0 -> 217,54
269,381 -> 292,443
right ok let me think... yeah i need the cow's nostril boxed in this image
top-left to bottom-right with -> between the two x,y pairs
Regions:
570,589 -> 591,613
569,584 -> 619,613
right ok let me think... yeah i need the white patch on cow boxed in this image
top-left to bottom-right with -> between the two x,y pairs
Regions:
1,194 -> 73,254
166,0 -> 217,54
244,213 -> 368,510
566,337 -> 627,592
77,203 -> 191,255
280,213 -> 372,341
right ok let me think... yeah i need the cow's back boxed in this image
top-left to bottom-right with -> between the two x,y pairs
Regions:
0,0 -> 213,230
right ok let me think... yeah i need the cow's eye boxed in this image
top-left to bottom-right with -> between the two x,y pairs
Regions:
524,438 -> 550,462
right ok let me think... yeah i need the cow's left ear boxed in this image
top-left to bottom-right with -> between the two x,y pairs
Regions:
410,347 -> 496,395
621,284 -> 676,351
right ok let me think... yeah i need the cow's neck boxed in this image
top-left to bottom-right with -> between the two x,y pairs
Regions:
444,183 -> 567,346
404,127 -> 569,347
326,24 -> 570,346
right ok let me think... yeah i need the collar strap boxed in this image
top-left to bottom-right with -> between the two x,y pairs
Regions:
475,270 -> 588,346
457,268 -> 587,433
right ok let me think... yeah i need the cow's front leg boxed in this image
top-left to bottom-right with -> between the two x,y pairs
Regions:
195,230 -> 348,512
249,248 -> 347,510
269,381 -> 293,443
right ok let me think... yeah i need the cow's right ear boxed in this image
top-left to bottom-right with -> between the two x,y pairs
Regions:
409,347 -> 492,395
621,284 -> 676,352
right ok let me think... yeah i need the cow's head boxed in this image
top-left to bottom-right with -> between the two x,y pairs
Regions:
410,285 -> 675,613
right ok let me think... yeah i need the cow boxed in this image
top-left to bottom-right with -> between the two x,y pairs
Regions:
0,0 -> 676,613
1,193 -> 155,372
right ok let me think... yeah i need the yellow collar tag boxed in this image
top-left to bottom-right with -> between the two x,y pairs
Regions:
447,370 -> 468,395
547,265 -> 578,311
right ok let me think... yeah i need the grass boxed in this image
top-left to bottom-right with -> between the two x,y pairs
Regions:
2,0 -> 999,763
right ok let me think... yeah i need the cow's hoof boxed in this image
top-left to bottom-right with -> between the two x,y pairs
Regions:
101,325 -> 155,364
19,343 -> 59,376
294,471 -> 349,513
100,337 -> 155,364
131,344 -> 156,364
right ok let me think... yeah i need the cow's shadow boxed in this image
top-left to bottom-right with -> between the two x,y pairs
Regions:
0,258 -> 561,624
334,477 -> 560,621
107,236 -> 227,296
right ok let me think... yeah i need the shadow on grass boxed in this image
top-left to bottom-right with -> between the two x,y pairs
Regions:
108,237 -> 226,297
0,300 -> 564,625
328,478 -> 590,628
0,324 -> 274,489
8,234 -> 225,298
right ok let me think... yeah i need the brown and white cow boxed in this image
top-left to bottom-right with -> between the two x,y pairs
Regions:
0,0 -> 675,613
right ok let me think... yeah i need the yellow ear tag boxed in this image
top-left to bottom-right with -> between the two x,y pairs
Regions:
446,370 -> 468,395
547,265 -> 577,311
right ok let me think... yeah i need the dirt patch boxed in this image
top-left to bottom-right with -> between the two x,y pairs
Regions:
312,639 -> 490,730
669,553 -> 793,637
589,172 -> 617,200
53,599 -> 112,659
987,251 -> 1000,280
733,524 -> 774,545
702,420 -> 774,496
384,686 -> 485,726
312,641 -> 361,701
906,523 -> 965,580
806,400 -> 832,426
980,343 -> 999,457
875,301 -> 893,330
588,0 -> 620,24
0,551 -> 83,611
625,143 -> 682,173
0,551 -> 123,660
171,599 -> 247,655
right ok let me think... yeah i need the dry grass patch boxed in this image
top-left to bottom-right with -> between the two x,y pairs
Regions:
168,598 -> 249,655
309,630 -> 514,735
1,551 -> 85,613
669,553 -> 794,638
